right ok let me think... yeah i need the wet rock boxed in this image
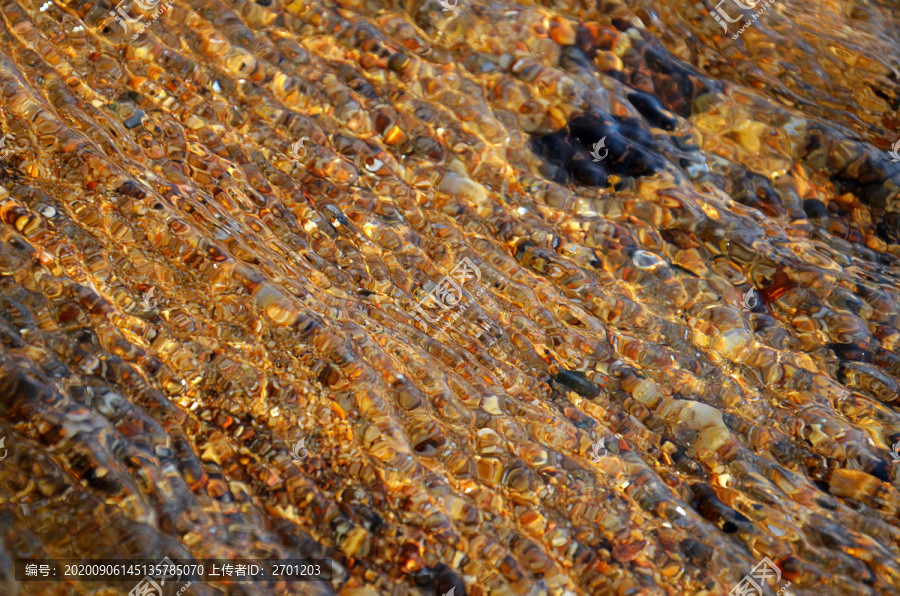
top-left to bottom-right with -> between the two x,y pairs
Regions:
552,368 -> 601,398
123,110 -> 145,129
627,91 -> 679,131
665,400 -> 732,454
690,484 -> 752,534
530,112 -> 664,186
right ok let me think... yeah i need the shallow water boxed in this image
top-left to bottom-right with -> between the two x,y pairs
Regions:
0,0 -> 899,594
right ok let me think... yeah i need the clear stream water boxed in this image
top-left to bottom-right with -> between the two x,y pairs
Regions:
0,0 -> 899,594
